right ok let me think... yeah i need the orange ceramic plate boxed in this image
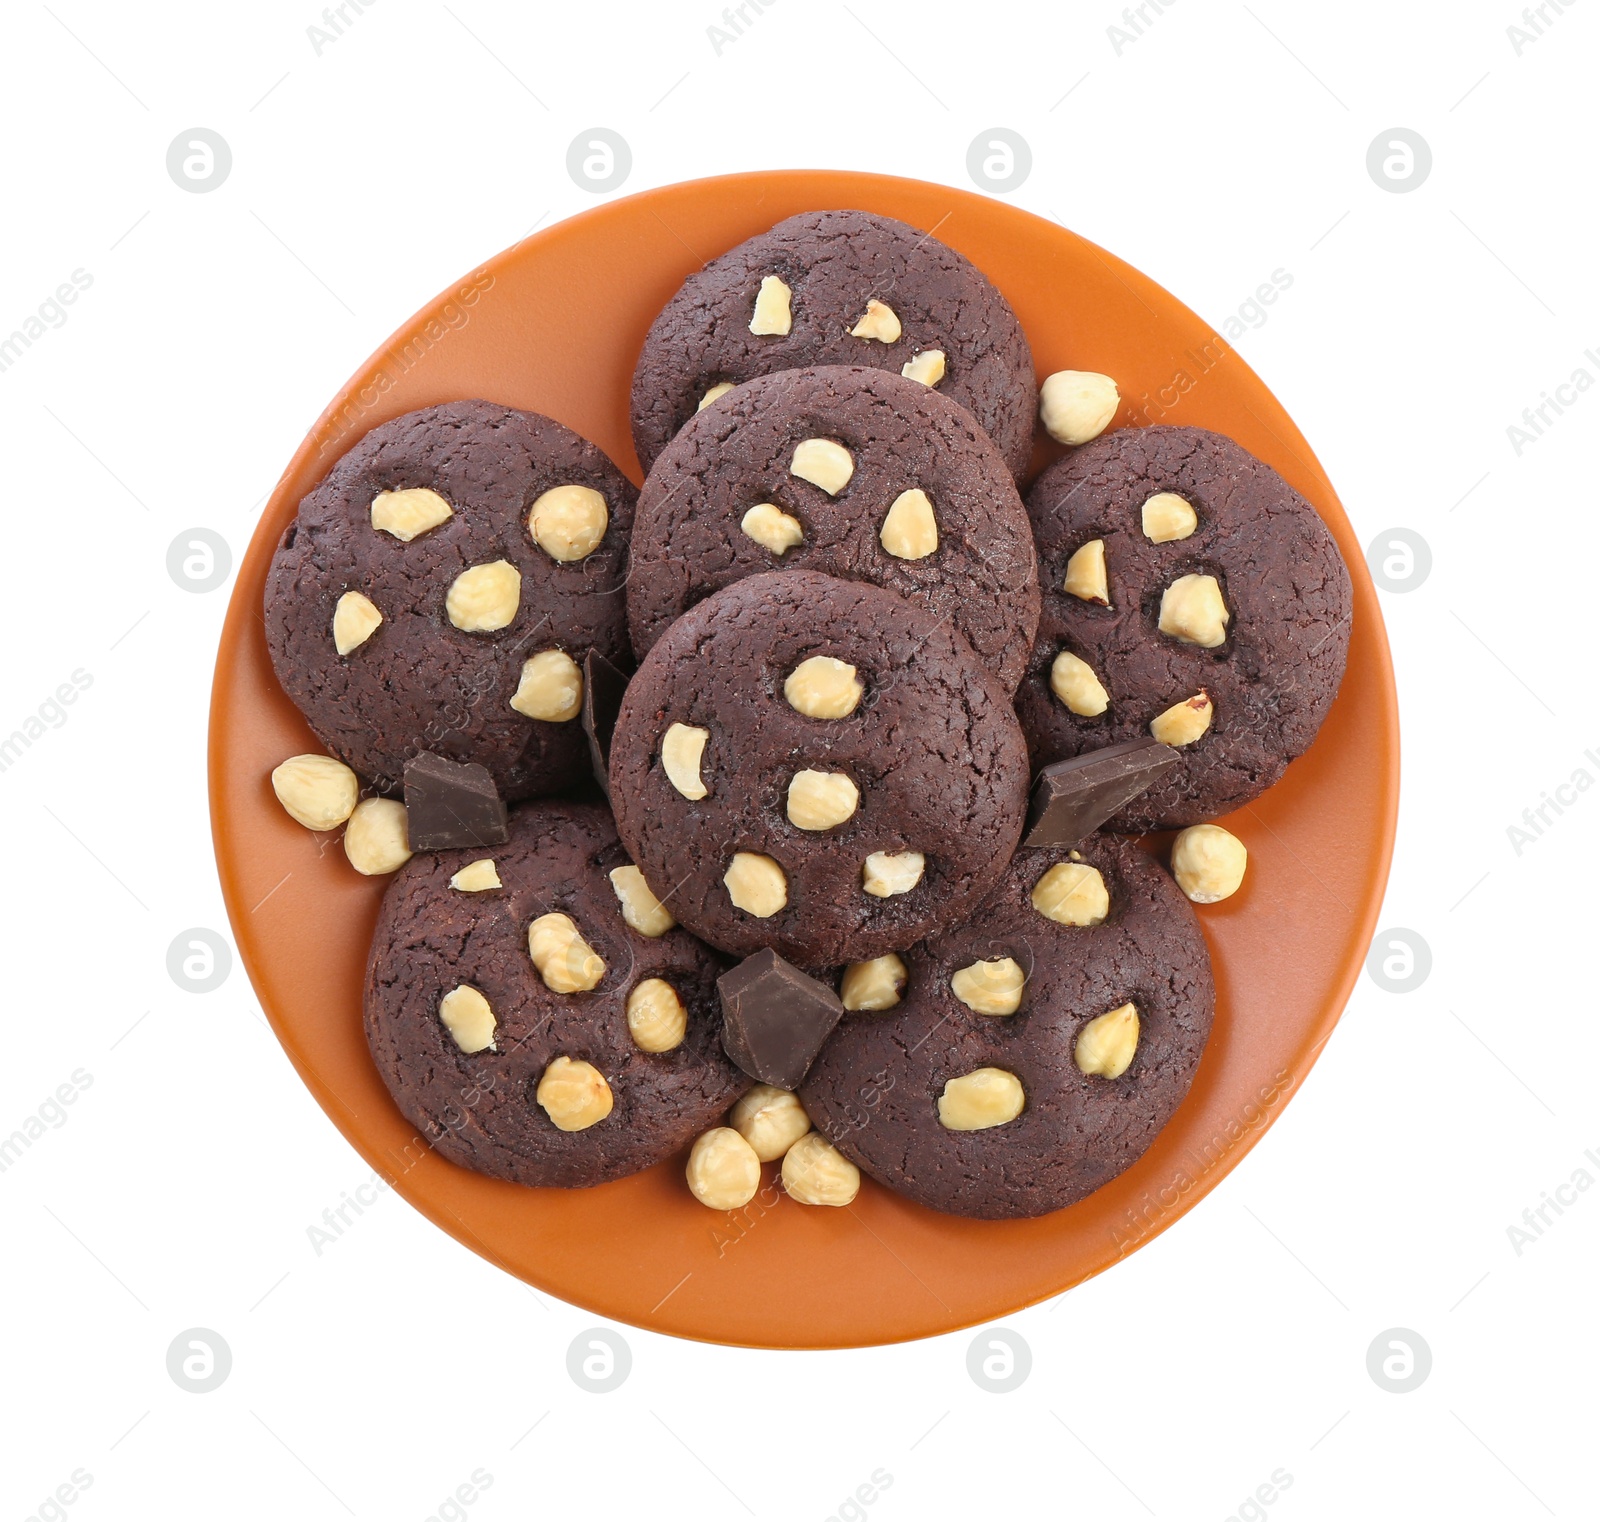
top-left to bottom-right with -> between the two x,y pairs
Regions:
209,171 -> 1397,1349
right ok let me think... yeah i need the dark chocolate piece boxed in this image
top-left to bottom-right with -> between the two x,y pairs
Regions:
1022,739 -> 1180,848
717,948 -> 844,1090
403,752 -> 509,851
582,648 -> 630,798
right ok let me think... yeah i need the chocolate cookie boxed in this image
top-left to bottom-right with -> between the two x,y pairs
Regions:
631,210 -> 1037,481
1014,426 -> 1352,830
364,801 -> 747,1188
265,399 -> 637,801
608,571 -> 1031,967
801,834 -> 1214,1219
627,366 -> 1040,692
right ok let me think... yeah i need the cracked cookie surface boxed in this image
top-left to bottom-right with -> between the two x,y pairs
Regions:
364,801 -> 746,1188
608,570 -> 1031,967
628,365 -> 1039,692
630,209 -> 1037,481
801,834 -> 1214,1219
265,399 -> 636,800
1015,425 -> 1352,830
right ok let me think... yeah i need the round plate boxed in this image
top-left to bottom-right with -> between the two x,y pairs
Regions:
209,170 -> 1397,1349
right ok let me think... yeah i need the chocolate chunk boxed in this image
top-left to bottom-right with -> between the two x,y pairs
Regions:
717,948 -> 844,1089
403,752 -> 510,850
1022,739 -> 1180,847
581,648 -> 630,798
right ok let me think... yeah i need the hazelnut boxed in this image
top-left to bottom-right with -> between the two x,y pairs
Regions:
1039,369 -> 1120,446
271,754 -> 359,832
901,349 -> 946,386
370,486 -> 453,541
879,488 -> 939,561
862,850 -> 925,898
609,864 -> 676,937
1031,862 -> 1109,927
332,590 -> 383,656
1063,539 -> 1109,604
1158,572 -> 1229,647
450,858 -> 501,892
536,1056 -> 613,1131
1074,1002 -> 1139,1078
790,438 -> 854,495
786,769 -> 860,831
343,797 -> 411,876
840,953 -> 907,1011
1171,824 -> 1247,903
782,1132 -> 860,1206
446,560 -> 521,632
728,1084 -> 811,1162
950,956 -> 1026,1016
1049,650 -> 1109,716
741,502 -> 804,556
438,984 -> 497,1053
509,649 -> 583,722
661,722 -> 710,799
849,299 -> 902,343
1150,690 -> 1213,746
724,852 -> 787,917
1142,492 -> 1197,543
626,977 -> 687,1053
749,274 -> 793,336
783,656 -> 862,719
698,381 -> 736,410
526,912 -> 606,993
528,484 -> 608,562
686,1126 -> 761,1209
937,1067 -> 1025,1131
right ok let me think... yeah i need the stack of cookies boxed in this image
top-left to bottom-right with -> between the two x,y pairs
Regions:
261,210 -> 1352,1220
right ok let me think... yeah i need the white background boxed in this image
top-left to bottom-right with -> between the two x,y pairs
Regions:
1,1 -> 1595,1518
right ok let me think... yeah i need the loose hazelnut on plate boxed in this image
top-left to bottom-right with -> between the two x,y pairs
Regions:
728,1084 -> 811,1162
781,1132 -> 860,1206
343,797 -> 411,875
271,753 -> 359,832
686,1126 -> 761,1209
1171,824 -> 1247,903
1039,370 -> 1119,446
